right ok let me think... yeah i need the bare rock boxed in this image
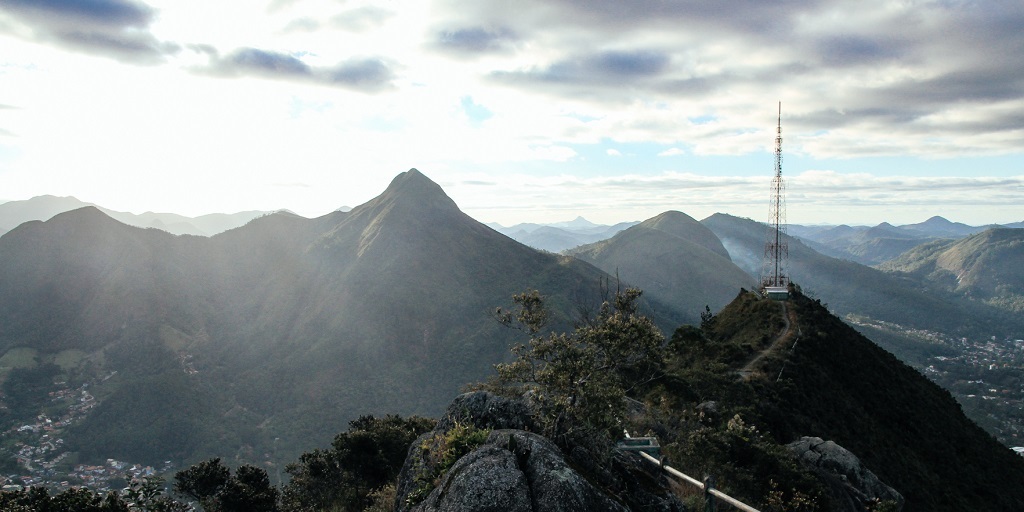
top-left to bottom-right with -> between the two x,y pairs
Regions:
396,391 -> 683,512
788,436 -> 904,511
415,445 -> 532,512
435,391 -> 537,432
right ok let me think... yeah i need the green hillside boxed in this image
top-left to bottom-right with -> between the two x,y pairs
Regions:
568,211 -> 755,323
880,228 -> 1024,312
642,288 -> 1024,511
702,213 -> 1023,346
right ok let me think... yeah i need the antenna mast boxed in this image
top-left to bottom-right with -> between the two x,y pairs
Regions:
762,102 -> 789,298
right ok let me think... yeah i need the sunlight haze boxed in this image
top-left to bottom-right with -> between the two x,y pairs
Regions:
1,0 -> 1022,226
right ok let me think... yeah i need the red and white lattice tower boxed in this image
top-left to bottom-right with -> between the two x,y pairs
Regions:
761,102 -> 789,298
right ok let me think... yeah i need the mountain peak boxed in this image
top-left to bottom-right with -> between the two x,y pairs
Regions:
375,169 -> 458,212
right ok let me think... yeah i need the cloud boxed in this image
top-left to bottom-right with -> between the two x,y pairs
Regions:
203,48 -> 395,92
606,149 -> 622,157
432,0 -> 1024,158
433,26 -> 519,55
216,47 -> 312,78
0,0 -> 177,64
489,49 -> 674,101
497,49 -> 670,83
456,169 -> 1024,226
283,7 -> 395,33
331,7 -> 395,32
658,148 -> 685,157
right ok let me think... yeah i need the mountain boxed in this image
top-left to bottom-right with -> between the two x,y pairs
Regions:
900,215 -> 987,238
700,214 -> 1023,362
0,169 -> 692,469
491,218 -> 639,252
794,221 -> 933,265
660,289 -> 1024,511
0,194 -> 268,237
789,216 -> 996,266
879,227 -> 1024,312
567,211 -> 755,321
397,287 -> 1024,512
0,195 -> 98,234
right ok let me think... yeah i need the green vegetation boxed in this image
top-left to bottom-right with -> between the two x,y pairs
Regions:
403,421 -> 490,507
0,348 -> 39,370
281,414 -> 435,512
175,459 -> 278,512
0,476 -> 189,511
2,363 -> 61,421
490,288 -> 664,450
880,227 -> 1024,314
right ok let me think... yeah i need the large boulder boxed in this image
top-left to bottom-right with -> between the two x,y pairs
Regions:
395,391 -> 683,512
788,436 -> 904,511
414,445 -> 533,512
434,390 -> 537,432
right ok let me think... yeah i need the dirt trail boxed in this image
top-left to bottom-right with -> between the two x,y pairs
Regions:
737,301 -> 794,380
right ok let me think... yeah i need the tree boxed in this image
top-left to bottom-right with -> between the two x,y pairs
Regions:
174,458 -> 276,512
174,458 -> 229,508
280,415 -> 435,512
493,288 -> 665,449
216,465 -> 278,512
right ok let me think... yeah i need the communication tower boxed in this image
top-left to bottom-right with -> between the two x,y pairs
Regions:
762,102 -> 789,299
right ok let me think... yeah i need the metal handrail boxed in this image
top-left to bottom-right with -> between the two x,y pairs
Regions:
638,451 -> 761,512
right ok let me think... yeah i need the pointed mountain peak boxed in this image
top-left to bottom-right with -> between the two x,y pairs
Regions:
550,216 -> 599,229
374,168 -> 459,212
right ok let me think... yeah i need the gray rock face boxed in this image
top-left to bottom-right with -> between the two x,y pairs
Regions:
395,391 -> 683,512
434,391 -> 536,432
488,430 -> 629,512
417,445 -> 532,512
788,436 -> 904,512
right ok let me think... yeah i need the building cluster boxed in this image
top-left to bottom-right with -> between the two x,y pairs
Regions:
0,375 -> 174,492
924,336 -> 1024,449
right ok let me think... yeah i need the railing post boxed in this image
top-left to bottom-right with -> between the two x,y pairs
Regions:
704,475 -> 717,512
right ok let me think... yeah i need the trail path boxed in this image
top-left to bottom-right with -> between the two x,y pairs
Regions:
737,301 -> 793,380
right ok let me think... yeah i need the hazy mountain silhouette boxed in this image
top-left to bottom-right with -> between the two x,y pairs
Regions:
491,217 -> 639,253
790,216 -> 998,265
0,195 -> 268,237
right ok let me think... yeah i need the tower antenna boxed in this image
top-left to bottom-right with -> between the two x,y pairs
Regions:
762,102 -> 789,299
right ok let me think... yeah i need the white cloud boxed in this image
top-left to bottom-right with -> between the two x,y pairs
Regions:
0,0 -> 1021,226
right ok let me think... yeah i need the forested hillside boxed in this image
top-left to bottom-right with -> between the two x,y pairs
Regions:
0,170 -> 688,469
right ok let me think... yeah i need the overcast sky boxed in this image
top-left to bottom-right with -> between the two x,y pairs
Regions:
1,0 -> 1022,226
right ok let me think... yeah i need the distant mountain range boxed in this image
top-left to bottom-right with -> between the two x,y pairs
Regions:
788,216 -> 1020,265
0,195 -> 273,237
488,217 -> 639,253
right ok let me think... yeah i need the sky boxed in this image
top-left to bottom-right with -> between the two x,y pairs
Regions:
1,0 -> 1023,227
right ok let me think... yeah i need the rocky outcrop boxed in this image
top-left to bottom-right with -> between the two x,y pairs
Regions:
395,391 -> 683,512
788,437 -> 904,512
433,390 -> 537,432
